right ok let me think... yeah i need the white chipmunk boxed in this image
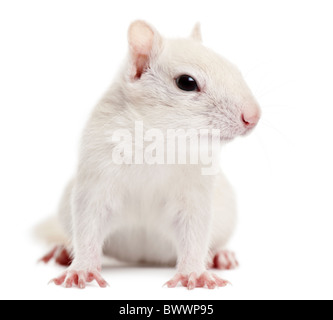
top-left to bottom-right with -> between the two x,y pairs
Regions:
40,20 -> 261,289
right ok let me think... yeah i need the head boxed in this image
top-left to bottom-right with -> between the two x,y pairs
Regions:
124,20 -> 261,141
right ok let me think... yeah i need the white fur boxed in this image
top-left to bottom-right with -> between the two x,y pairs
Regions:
47,21 -> 260,287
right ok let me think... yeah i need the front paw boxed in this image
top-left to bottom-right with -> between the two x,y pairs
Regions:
165,271 -> 229,290
50,268 -> 108,289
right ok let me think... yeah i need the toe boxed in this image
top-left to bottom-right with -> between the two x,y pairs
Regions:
50,273 -> 66,286
212,273 -> 230,287
187,273 -> 197,290
165,274 -> 182,288
78,271 -> 86,289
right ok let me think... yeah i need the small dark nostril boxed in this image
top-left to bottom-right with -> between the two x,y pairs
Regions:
241,114 -> 250,126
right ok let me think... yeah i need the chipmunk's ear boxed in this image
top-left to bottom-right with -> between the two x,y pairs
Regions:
190,22 -> 202,42
128,20 -> 163,80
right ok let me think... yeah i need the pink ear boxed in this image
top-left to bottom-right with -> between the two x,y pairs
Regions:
190,22 -> 202,42
128,21 -> 159,80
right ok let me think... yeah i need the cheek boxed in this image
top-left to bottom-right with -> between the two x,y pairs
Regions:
205,107 -> 244,136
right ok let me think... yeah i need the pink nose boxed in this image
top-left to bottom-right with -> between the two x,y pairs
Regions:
241,108 -> 260,128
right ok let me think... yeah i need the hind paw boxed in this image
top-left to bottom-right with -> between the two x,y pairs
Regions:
212,250 -> 239,270
39,245 -> 72,267
165,271 -> 229,290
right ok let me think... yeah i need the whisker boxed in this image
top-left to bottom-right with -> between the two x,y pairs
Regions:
254,80 -> 293,100
261,104 -> 296,110
243,59 -> 276,79
258,118 -> 296,147
252,131 -> 274,173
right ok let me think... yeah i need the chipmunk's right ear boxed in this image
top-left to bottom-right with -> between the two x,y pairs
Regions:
128,20 -> 163,80
190,22 -> 202,42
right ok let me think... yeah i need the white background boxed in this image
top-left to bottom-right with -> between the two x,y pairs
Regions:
1,0 -> 332,300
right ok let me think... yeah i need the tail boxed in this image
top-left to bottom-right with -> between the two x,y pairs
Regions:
33,215 -> 69,245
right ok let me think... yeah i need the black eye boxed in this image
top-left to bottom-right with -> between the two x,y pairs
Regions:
176,75 -> 199,92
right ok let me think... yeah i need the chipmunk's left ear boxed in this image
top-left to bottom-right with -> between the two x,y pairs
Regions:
190,22 -> 202,42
